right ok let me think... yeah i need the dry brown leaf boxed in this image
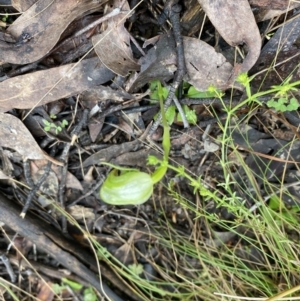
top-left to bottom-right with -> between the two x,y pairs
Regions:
0,113 -> 45,160
251,16 -> 300,90
251,0 -> 300,21
198,0 -> 261,76
13,236 -> 33,259
12,0 -> 37,12
67,205 -> 95,221
255,5 -> 300,21
32,160 -> 83,191
32,167 -> 58,197
88,121 -> 104,142
81,86 -> 133,103
128,34 -> 177,93
184,37 -> 233,91
181,0 -> 204,36
92,0 -> 140,76
0,169 -> 11,180
113,231 -> 135,265
113,242 -> 134,265
36,281 -> 55,301
1,0 -> 106,65
129,34 -> 233,92
0,58 -> 114,112
249,0 -> 296,10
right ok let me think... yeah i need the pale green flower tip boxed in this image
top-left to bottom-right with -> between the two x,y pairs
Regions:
100,171 -> 153,205
147,155 -> 160,166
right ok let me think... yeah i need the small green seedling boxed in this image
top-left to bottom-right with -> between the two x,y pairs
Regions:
149,80 -> 169,101
267,97 -> 299,112
1,13 -> 8,23
177,104 -> 197,124
265,195 -> 300,227
83,287 -> 97,301
149,80 -> 198,125
128,263 -> 144,276
267,75 -> 299,112
43,118 -> 68,134
53,279 -> 96,301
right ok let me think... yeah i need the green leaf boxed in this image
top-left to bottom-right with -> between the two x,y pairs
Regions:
267,98 -> 284,111
51,283 -> 65,294
269,195 -> 282,210
186,86 -> 218,98
149,80 -> 168,101
286,97 -> 299,111
83,287 -> 97,301
278,97 -> 287,105
165,105 -> 176,125
177,105 -> 197,125
43,119 -> 50,126
62,278 -> 83,291
185,109 -> 197,124
290,97 -> 299,106
150,88 -> 169,101
267,98 -> 276,108
2,14 -> 8,22
61,119 -> 68,127
267,96 -> 298,112
150,90 -> 159,100
128,263 -> 144,275
149,80 -> 159,92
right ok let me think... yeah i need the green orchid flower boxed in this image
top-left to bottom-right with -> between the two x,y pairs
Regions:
100,169 -> 154,205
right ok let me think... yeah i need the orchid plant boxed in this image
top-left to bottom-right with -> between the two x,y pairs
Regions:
99,81 -> 170,205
